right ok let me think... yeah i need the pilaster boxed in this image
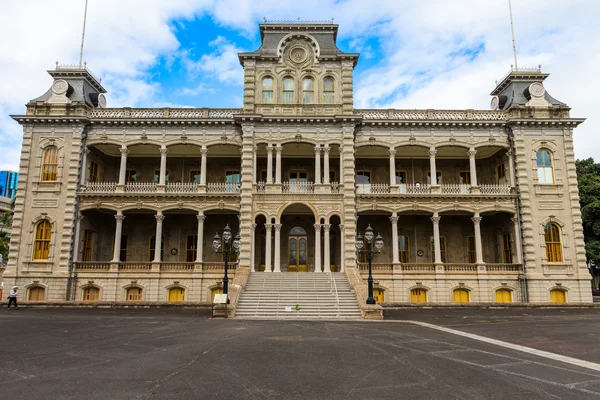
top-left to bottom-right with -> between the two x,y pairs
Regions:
341,123 -> 357,269
239,123 -> 255,269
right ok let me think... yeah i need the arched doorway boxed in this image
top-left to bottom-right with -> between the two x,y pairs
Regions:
288,226 -> 308,272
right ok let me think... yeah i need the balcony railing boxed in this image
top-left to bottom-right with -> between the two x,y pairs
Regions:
485,263 -> 521,273
165,182 -> 198,193
81,181 -> 241,194
401,184 -> 431,194
283,181 -> 314,193
441,184 -> 471,194
125,182 -> 157,193
401,263 -> 436,272
118,262 -> 153,271
74,261 -> 239,272
356,183 -> 390,194
89,108 -> 240,119
207,182 -> 241,193
479,184 -> 511,195
73,261 -> 111,270
358,263 -> 393,272
444,264 -> 478,273
202,261 -> 239,271
82,182 -> 118,193
160,262 -> 195,271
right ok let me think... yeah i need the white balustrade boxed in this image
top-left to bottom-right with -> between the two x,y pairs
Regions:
486,263 -> 520,272
166,182 -> 198,193
89,108 -> 240,119
74,262 -> 111,270
202,261 -> 239,270
441,184 -> 471,194
479,184 -> 511,195
282,181 -> 314,193
118,262 -> 153,271
330,182 -> 340,193
160,262 -> 195,271
81,182 -> 117,193
207,182 -> 241,193
401,264 -> 436,272
444,264 -> 478,273
355,109 -> 507,121
125,182 -> 157,193
356,183 -> 390,194
404,184 -> 431,194
357,263 -> 393,272
256,181 -> 266,193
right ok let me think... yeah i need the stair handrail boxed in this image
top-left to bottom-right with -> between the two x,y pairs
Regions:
329,272 -> 341,317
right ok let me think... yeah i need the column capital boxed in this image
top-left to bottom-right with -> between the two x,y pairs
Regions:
505,149 -> 514,158
430,215 -> 441,224
115,214 -> 126,223
511,216 -> 518,224
471,215 -> 482,225
274,223 -> 282,231
314,146 -> 322,154
200,147 -> 208,156
429,149 -> 437,157
265,223 -> 273,231
339,224 -> 345,230
323,224 -> 331,231
120,147 -> 129,155
467,148 -> 477,158
389,216 -> 399,224
160,147 -> 168,155
313,223 -> 322,231
197,214 -> 206,223
388,148 -> 397,156
254,145 -> 259,152
322,146 -> 331,154
155,214 -> 165,223
275,146 -> 283,154
266,145 -> 274,152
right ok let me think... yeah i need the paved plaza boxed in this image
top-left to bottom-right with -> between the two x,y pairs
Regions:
1,308 -> 600,399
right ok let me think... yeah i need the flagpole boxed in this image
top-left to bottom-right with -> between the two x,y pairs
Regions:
79,0 -> 89,68
508,0 -> 518,71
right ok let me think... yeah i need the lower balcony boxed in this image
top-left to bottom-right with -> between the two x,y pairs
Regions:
73,261 -> 239,273
358,262 -> 521,274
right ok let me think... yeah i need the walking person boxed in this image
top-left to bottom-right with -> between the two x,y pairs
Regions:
7,286 -> 18,310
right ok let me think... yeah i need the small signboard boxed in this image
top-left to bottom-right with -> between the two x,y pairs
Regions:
213,294 -> 228,304
285,306 -> 292,312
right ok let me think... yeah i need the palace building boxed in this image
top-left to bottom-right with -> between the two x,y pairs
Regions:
3,21 -> 592,313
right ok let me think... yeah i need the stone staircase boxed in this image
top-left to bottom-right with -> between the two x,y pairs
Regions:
235,272 -> 362,318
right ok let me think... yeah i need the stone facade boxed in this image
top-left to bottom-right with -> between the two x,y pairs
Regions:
3,22 -> 592,305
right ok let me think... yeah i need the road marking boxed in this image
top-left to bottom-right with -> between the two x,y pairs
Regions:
403,320 -> 600,373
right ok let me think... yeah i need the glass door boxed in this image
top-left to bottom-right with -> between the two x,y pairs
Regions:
288,226 -> 308,271
289,171 -> 308,192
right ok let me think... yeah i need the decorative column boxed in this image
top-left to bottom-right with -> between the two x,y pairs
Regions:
275,145 -> 282,184
250,223 -> 257,272
468,148 -> 478,187
323,224 -> 331,272
273,223 -> 282,272
153,212 -> 165,262
195,213 -> 205,263
117,145 -> 129,187
472,212 -> 484,264
429,147 -> 438,185
323,145 -> 330,184
339,145 -> 344,184
507,150 -> 516,188
431,212 -> 442,264
389,148 -> 397,186
252,146 -> 258,184
80,148 -> 90,187
112,211 -> 125,262
314,224 -> 322,272
390,213 -> 399,264
158,145 -> 168,191
72,214 -> 84,262
512,216 -> 523,264
339,224 -> 345,272
200,146 -> 207,185
314,146 -> 322,185
264,223 -> 272,272
266,145 -> 274,184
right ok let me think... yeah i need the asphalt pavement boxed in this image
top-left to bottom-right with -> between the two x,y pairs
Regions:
1,308 -> 600,399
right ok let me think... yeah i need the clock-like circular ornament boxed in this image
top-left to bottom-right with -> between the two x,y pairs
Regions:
490,96 -> 499,110
290,47 -> 308,64
170,248 -> 178,255
98,93 -> 107,108
52,79 -> 68,95
529,82 -> 545,98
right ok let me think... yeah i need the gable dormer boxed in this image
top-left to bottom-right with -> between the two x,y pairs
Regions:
238,21 -> 359,116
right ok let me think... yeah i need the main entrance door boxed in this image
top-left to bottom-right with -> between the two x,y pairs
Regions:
288,226 -> 308,272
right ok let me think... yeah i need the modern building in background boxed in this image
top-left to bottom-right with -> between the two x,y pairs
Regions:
2,21 -> 592,309
0,171 -> 18,200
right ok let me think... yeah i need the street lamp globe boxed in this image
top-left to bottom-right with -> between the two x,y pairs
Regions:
232,234 -> 241,251
375,233 -> 384,251
212,233 -> 222,251
355,232 -> 364,250
223,224 -> 232,243
364,224 -> 374,243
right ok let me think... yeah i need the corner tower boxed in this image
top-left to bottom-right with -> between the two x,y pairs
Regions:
238,20 -> 359,115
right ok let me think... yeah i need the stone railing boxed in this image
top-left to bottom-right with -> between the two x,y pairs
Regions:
202,261 -> 239,271
255,181 -> 266,193
89,108 -> 240,119
125,182 -> 157,193
330,182 -> 341,193
166,182 -> 198,193
444,264 -> 478,273
160,262 -> 195,271
486,263 -> 521,273
282,181 -> 314,193
81,182 -> 117,193
119,262 -> 153,271
355,109 -> 507,121
356,183 -> 390,194
441,184 -> 471,194
479,184 -> 512,195
401,263 -> 436,272
401,184 -> 431,194
206,182 -> 241,193
73,261 -> 111,270
497,65 -> 542,83
357,263 -> 393,273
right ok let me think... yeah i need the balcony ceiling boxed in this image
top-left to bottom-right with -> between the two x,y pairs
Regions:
93,143 -> 241,158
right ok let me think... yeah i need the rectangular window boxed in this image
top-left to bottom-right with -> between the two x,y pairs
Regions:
260,170 -> 268,183
356,170 -> 371,194
82,230 -> 93,262
153,170 -> 169,183
225,170 -> 241,183
118,235 -> 128,261
329,171 -> 337,183
189,170 -> 201,183
263,91 -> 273,104
497,163 -> 506,185
430,236 -> 447,263
149,235 -> 164,261
459,171 -> 471,185
324,92 -> 334,104
395,170 -> 408,184
427,171 -> 442,185
398,235 -> 410,263
502,233 -> 513,263
467,236 -> 476,263
125,170 -> 136,183
186,235 -> 197,262
537,167 -> 554,184
89,161 -> 99,183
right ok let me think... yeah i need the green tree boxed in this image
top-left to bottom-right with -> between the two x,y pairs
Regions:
576,158 -> 600,289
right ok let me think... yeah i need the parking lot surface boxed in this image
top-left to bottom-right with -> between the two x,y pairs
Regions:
1,308 -> 599,399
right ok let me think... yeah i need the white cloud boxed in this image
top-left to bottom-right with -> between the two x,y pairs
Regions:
183,36 -> 245,85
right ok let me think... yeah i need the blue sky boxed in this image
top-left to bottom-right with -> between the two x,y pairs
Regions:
0,0 -> 599,170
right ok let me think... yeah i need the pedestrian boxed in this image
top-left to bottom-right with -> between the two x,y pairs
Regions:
7,286 -> 18,310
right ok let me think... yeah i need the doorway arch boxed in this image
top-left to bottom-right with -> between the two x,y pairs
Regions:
288,226 -> 308,272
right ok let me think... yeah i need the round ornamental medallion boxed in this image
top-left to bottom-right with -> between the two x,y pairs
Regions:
490,96 -> 499,110
417,250 -> 424,257
98,93 -> 107,108
290,47 -> 308,64
52,79 -> 68,95
529,82 -> 545,98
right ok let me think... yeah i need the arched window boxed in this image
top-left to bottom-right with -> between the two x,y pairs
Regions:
82,286 -> 100,301
323,77 -> 335,104
126,287 -> 143,301
544,223 -> 563,262
283,77 -> 294,104
28,286 -> 45,301
550,288 -> 566,303
373,288 -> 385,303
303,77 -> 314,104
42,146 -> 59,181
410,288 -> 427,303
33,220 -> 52,260
536,149 -> 554,183
262,77 -> 273,104
168,287 -> 185,302
453,288 -> 470,303
495,289 -> 512,303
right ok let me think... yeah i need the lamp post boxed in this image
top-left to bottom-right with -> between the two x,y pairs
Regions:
212,224 -> 240,303
356,224 -> 384,305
